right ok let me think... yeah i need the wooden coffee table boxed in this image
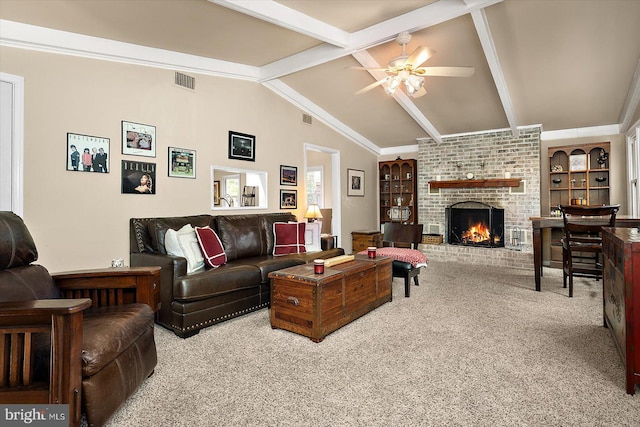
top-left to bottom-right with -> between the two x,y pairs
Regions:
268,255 -> 391,342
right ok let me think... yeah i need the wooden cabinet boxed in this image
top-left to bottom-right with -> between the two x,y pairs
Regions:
351,230 -> 383,253
548,142 -> 610,215
379,159 -> 418,227
547,142 -> 610,268
602,227 -> 640,394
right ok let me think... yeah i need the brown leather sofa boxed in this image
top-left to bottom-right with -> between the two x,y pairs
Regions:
130,212 -> 344,338
0,212 -> 157,427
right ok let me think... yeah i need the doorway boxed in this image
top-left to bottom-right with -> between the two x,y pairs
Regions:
304,143 -> 341,247
0,72 -> 24,216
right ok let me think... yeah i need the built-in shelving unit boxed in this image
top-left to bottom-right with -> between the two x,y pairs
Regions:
379,159 -> 418,227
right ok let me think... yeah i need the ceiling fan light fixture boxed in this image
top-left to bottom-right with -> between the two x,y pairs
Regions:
385,76 -> 400,95
406,75 -> 424,91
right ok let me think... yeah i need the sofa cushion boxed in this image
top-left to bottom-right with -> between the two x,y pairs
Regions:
216,215 -> 268,261
165,225 -> 205,274
273,222 -> 306,256
232,255 -> 306,283
0,211 -> 38,269
149,216 -> 215,254
173,264 -> 262,301
195,226 -> 227,268
81,304 -> 155,377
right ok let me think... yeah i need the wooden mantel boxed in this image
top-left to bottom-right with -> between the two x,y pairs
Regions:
428,178 -> 521,189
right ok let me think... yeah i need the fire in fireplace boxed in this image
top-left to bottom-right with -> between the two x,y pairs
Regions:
446,201 -> 504,247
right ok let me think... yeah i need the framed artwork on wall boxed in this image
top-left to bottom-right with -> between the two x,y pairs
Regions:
213,180 -> 221,206
280,165 -> 297,186
168,147 -> 196,178
122,120 -> 156,157
121,160 -> 156,194
228,131 -> 255,161
280,189 -> 297,209
347,168 -> 365,197
66,132 -> 109,173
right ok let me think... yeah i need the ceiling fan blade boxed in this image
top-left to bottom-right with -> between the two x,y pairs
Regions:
410,87 -> 427,98
404,46 -> 435,68
415,66 -> 475,77
349,66 -> 391,72
355,77 -> 389,95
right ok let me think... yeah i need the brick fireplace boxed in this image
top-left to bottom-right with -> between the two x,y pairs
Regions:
416,127 -> 541,269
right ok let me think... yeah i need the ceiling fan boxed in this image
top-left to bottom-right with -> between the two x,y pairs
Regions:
353,31 -> 475,98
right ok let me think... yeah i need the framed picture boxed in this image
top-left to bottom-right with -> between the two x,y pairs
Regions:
121,160 -> 156,194
347,168 -> 365,197
228,131 -> 255,161
213,180 -> 221,206
569,154 -> 587,171
168,147 -> 196,178
122,121 -> 156,157
66,132 -> 110,173
280,165 -> 297,186
280,189 -> 297,209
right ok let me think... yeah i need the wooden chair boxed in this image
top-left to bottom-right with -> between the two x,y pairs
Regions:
382,222 -> 424,297
559,204 -> 619,297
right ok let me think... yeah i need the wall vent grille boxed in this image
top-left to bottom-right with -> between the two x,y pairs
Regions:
302,113 -> 312,125
175,72 -> 195,90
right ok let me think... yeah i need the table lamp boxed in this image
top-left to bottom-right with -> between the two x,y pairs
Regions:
304,204 -> 323,223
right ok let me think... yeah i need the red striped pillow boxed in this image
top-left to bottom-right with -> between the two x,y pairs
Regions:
273,222 -> 306,256
195,226 -> 227,268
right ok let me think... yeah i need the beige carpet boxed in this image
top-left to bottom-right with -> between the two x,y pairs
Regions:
107,261 -> 640,426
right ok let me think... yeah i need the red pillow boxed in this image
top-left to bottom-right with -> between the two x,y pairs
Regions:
195,226 -> 227,268
273,222 -> 306,256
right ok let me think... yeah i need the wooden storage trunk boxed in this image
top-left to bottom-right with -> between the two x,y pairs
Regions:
269,256 -> 392,342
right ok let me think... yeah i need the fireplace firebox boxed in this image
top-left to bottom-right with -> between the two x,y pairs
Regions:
446,201 -> 504,247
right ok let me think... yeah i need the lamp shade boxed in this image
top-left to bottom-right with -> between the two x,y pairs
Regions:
304,204 -> 323,222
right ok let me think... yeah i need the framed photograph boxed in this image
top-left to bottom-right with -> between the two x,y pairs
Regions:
213,180 -> 221,206
168,147 -> 196,178
569,154 -> 587,171
347,168 -> 365,197
121,160 -> 156,194
280,165 -> 297,186
228,131 -> 255,161
66,132 -> 110,173
280,189 -> 297,209
122,120 -> 156,157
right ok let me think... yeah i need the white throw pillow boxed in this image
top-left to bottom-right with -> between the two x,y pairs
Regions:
165,224 -> 205,274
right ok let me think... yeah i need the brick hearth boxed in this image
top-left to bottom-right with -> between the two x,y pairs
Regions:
416,127 -> 541,269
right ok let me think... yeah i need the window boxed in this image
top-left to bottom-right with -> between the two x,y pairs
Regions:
306,166 -> 323,207
222,174 -> 240,207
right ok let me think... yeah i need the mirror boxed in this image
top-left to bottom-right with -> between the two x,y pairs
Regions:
210,165 -> 267,210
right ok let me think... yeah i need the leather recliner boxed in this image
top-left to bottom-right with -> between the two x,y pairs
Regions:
0,212 -> 157,427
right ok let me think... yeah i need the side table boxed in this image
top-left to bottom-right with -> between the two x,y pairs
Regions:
351,230 -> 383,253
52,266 -> 161,314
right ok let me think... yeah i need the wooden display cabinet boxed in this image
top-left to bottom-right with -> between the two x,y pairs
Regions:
547,142 -> 610,268
379,158 -> 418,228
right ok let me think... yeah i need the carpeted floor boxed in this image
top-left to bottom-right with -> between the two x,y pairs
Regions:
107,261 -> 640,426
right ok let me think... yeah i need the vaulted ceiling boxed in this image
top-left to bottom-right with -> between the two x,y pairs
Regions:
1,0 -> 639,154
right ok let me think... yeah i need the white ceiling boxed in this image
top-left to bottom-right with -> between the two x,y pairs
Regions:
1,0 -> 639,154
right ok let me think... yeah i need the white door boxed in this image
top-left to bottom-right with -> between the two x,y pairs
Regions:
0,73 -> 24,216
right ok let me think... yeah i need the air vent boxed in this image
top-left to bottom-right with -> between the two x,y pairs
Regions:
302,113 -> 312,125
175,72 -> 195,90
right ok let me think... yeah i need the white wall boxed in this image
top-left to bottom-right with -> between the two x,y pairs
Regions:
0,46 -> 378,271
